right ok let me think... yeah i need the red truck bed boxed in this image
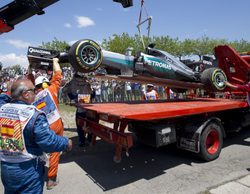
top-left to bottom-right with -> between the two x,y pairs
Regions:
77,98 -> 248,162
80,98 -> 248,121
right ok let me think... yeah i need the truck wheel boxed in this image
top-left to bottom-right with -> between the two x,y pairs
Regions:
69,39 -> 103,73
199,121 -> 223,161
200,67 -> 227,91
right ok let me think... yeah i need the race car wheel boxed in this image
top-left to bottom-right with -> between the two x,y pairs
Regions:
69,39 -> 103,73
199,121 -> 223,161
200,67 -> 227,91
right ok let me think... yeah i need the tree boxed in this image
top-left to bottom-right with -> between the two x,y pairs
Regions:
40,37 -> 70,52
192,36 -> 213,60
40,38 -> 71,67
11,64 -> 22,75
153,36 -> 179,56
229,39 -> 250,53
102,33 -> 135,54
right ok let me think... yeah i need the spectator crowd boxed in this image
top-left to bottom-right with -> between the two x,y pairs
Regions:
0,65 -> 211,104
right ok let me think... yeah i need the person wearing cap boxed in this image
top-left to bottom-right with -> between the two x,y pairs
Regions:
28,58 -> 64,189
143,84 -> 159,100
0,81 -> 12,105
0,81 -> 12,95
0,83 -> 7,94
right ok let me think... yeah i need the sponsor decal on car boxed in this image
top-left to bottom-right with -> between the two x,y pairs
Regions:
145,57 -> 172,70
28,47 -> 51,55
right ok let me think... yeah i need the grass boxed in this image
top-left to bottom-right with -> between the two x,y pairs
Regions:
58,103 -> 77,131
59,103 -> 76,112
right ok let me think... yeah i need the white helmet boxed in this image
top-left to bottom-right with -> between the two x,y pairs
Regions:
35,76 -> 49,86
0,83 -> 7,92
147,83 -> 154,87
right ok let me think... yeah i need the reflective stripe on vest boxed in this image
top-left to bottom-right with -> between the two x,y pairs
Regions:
0,103 -> 37,163
33,89 -> 61,124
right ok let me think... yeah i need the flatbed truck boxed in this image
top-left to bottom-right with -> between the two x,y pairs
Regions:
76,97 -> 250,163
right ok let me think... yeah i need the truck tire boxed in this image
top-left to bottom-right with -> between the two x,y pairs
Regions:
199,121 -> 223,161
68,39 -> 103,73
200,67 -> 227,91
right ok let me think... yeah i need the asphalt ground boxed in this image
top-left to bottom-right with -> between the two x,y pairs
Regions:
0,129 -> 250,194
41,129 -> 250,194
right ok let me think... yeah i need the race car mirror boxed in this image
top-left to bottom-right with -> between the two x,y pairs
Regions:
113,0 -> 133,8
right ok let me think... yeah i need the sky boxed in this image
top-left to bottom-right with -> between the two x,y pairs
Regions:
0,0 -> 250,68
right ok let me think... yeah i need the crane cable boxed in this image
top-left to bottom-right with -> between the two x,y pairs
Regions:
138,0 -> 144,24
137,0 -> 152,49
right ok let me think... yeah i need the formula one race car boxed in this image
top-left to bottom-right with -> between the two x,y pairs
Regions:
27,39 -> 227,91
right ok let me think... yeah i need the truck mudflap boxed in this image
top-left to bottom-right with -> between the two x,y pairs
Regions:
77,116 -> 133,163
178,136 -> 200,153
177,117 -> 225,154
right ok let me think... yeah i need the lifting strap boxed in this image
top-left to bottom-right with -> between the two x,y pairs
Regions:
137,0 -> 152,49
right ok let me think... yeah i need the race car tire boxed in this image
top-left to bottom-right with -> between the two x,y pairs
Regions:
68,39 -> 103,73
200,67 -> 227,91
199,121 -> 223,161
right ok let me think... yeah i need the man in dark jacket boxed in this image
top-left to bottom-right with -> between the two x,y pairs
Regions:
0,78 -> 72,194
62,72 -> 92,147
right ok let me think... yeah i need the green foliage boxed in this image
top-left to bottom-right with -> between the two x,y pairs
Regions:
153,36 -> 179,55
229,39 -> 250,53
40,37 -> 70,52
8,64 -> 22,75
102,34 -> 250,59
102,33 -> 136,54
42,36 -> 250,61
58,104 -> 76,112
40,38 -> 71,67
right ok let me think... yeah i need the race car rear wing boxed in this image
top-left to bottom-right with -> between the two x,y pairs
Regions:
27,46 -> 68,71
